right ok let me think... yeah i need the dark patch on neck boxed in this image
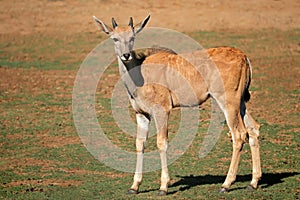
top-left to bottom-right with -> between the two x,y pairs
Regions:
121,47 -> 177,87
121,51 -> 145,87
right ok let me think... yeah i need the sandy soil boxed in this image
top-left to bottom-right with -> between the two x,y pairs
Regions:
0,0 -> 299,35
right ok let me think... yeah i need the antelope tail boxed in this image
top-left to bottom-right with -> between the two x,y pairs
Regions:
244,57 -> 252,102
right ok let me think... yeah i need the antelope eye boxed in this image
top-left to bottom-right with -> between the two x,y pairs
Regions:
112,38 -> 119,42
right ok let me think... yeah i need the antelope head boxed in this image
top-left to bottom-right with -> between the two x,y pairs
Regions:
93,15 -> 150,61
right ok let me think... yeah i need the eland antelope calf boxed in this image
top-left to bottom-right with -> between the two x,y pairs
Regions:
93,15 -> 261,195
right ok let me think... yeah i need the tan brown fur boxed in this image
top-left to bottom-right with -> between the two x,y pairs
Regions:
127,46 -> 261,193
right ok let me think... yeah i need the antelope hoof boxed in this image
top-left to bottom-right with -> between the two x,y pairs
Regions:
157,190 -> 167,196
246,185 -> 256,191
219,187 -> 229,193
127,189 -> 138,195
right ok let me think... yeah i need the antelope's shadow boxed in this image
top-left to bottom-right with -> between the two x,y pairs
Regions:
168,172 -> 299,193
138,172 -> 299,194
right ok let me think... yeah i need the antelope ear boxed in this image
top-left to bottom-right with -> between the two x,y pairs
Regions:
135,14 -> 150,34
112,17 -> 118,29
93,16 -> 113,35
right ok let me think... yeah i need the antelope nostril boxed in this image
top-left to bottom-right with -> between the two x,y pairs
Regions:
123,53 -> 131,60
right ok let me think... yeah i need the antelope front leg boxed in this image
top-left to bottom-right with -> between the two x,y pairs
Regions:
157,132 -> 169,196
153,110 -> 170,196
128,113 -> 150,194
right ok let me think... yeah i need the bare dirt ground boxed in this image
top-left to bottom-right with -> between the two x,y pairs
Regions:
0,0 -> 299,35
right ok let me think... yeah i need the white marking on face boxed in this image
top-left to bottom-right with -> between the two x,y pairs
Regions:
121,55 -> 133,61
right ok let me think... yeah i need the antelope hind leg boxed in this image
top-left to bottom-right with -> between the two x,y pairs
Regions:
244,110 -> 262,190
221,106 -> 246,192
